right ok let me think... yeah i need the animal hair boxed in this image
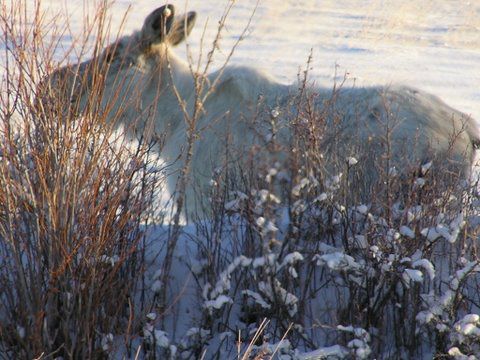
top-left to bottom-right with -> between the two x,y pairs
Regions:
43,4 -> 480,218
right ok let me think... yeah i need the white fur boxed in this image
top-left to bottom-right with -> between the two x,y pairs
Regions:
46,5 -> 479,217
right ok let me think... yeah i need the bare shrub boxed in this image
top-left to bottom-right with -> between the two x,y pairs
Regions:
164,68 -> 480,358
1,1 -> 479,359
0,1 -> 165,358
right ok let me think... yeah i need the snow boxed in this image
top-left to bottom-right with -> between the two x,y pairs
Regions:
99,254 -> 120,266
298,345 -> 349,359
255,216 -> 266,227
292,178 -> 310,197
314,252 -> 362,272
151,279 -> 162,294
146,313 -> 157,321
421,161 -> 433,175
448,347 -> 476,360
143,324 -> 170,348
16,326 -> 25,339
258,280 -> 298,317
403,269 -> 424,284
412,259 -> 435,281
421,225 -> 450,242
2,0 -> 480,358
242,290 -> 271,310
355,205 -> 368,215
400,225 -> 415,239
204,295 -> 232,312
347,157 -> 358,166
252,253 -> 277,269
414,177 -> 426,189
280,252 -> 304,268
420,214 -> 467,244
9,0 -> 479,125
461,314 -> 480,324
313,193 -> 328,203
101,333 -> 114,352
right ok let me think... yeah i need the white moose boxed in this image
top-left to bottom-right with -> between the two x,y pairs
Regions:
45,4 -> 479,217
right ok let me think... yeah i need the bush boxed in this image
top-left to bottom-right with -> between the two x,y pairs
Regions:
0,1 -> 478,359
0,1 -> 165,358
163,76 -> 479,359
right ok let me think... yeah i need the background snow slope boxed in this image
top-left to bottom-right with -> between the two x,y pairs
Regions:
28,0 -> 480,124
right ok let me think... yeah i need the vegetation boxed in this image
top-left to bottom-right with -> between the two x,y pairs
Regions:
0,1 -> 479,359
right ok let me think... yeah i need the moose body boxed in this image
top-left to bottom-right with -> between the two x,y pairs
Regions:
45,5 -> 479,217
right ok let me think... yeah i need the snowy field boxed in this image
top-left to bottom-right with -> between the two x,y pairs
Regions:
1,1 -> 480,358
26,0 -> 480,124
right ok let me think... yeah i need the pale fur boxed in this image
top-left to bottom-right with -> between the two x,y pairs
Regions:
45,5 -> 479,216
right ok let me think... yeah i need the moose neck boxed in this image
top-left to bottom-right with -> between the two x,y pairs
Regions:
150,45 -> 197,130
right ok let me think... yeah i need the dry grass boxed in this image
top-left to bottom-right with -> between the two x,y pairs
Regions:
0,1 -> 164,358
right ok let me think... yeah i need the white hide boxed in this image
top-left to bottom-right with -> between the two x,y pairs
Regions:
44,5 -> 479,217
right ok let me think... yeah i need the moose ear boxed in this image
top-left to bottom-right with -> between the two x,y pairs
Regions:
168,11 -> 197,46
141,5 -> 175,44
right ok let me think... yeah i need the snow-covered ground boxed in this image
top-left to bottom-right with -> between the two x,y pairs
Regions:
25,0 -> 480,125
2,1 -> 480,358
